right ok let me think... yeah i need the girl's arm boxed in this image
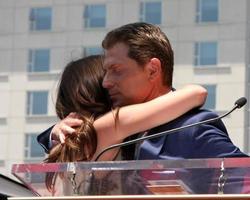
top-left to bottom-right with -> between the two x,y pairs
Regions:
93,84 -> 207,160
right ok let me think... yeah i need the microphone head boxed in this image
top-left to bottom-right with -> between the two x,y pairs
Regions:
235,97 -> 247,108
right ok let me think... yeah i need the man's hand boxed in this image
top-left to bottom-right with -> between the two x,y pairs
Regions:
51,112 -> 83,146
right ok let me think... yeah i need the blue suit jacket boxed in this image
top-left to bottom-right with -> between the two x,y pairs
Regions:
136,108 -> 248,194
137,108 -> 247,160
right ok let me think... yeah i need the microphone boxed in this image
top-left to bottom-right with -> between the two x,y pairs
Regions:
94,97 -> 247,161
235,97 -> 247,108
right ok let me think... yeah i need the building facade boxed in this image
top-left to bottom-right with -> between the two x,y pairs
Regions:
0,0 -> 249,178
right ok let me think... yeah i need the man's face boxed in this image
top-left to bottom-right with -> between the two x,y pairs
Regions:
102,43 -> 153,107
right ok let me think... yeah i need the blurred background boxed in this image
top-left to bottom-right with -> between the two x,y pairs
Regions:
0,0 -> 249,180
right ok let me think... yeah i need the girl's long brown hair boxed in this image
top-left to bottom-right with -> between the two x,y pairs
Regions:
45,55 -> 111,192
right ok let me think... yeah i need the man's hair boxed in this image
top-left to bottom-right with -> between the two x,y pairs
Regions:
102,22 -> 174,86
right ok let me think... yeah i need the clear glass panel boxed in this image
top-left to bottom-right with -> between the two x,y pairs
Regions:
36,8 -> 52,30
28,49 -> 50,72
28,50 -> 33,72
84,5 -> 89,27
142,2 -> 161,25
29,9 -> 36,30
30,7 -> 52,31
31,91 -> 48,115
26,92 -> 32,115
200,42 -> 217,65
203,84 -> 216,110
24,134 -> 45,160
12,158 -> 250,196
84,5 -> 89,18
201,0 -> 218,22
85,4 -> 106,28
25,173 -> 45,184
34,49 -> 50,72
195,0 -> 200,22
194,42 -> 199,65
30,134 -> 45,158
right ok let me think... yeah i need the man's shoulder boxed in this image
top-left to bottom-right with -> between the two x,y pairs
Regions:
174,108 -> 218,124
150,108 -> 218,133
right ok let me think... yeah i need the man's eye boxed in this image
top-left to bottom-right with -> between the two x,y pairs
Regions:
113,68 -> 122,74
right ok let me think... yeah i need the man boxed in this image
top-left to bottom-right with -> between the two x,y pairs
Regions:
98,22 -> 249,194
37,22 -> 249,194
38,22 -> 247,159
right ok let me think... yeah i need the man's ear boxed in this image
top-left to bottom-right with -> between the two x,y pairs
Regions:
146,58 -> 162,81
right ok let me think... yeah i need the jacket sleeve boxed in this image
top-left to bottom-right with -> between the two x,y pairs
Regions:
191,111 -> 248,158
37,126 -> 54,153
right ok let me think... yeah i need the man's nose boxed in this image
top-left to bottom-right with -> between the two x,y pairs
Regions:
102,73 -> 113,89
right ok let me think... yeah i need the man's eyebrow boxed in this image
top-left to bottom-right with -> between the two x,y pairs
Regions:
104,62 -> 120,69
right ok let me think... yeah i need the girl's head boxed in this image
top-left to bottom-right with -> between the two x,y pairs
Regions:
56,55 -> 110,120
47,55 -> 111,163
45,55 -> 112,193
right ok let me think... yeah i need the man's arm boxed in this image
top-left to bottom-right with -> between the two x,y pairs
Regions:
137,109 -> 248,160
166,109 -> 248,158
190,110 -> 248,158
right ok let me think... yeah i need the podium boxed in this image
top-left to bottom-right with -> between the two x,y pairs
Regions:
9,158 -> 250,199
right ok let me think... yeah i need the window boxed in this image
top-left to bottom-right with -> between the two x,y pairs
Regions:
83,46 -> 103,57
196,0 -> 218,23
140,1 -> 162,25
28,49 -> 50,72
203,85 -> 216,110
29,7 -> 52,31
24,133 -> 45,160
84,4 -> 106,28
194,42 -> 217,66
26,91 -> 48,115
24,133 -> 45,183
